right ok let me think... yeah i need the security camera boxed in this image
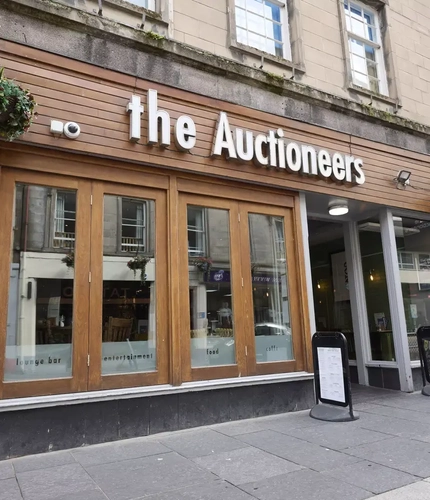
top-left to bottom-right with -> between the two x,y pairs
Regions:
64,122 -> 81,139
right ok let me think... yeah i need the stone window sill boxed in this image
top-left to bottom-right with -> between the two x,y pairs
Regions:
102,0 -> 165,24
348,83 -> 400,108
230,40 -> 305,74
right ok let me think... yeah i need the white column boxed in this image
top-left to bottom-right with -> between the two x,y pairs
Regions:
299,193 -> 316,337
344,222 -> 370,386
380,208 -> 414,392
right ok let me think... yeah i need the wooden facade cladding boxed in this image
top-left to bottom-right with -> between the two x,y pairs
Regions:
1,40 -> 430,214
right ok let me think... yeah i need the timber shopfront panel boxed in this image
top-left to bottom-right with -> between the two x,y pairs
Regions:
1,39 -> 430,406
0,167 -> 309,399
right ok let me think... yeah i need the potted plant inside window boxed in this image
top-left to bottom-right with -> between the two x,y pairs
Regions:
0,67 -> 37,141
127,255 -> 150,284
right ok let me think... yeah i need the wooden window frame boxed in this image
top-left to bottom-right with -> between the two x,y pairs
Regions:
178,182 -> 309,382
0,169 -> 91,399
88,182 -> 169,391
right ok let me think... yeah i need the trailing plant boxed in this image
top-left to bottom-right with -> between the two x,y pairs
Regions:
127,255 -> 150,284
0,67 -> 37,141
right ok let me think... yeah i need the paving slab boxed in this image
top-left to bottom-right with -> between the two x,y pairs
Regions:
85,451 -> 217,500
343,437 -> 430,478
141,479 -> 255,500
193,446 -> 302,485
159,428 -> 248,459
210,419 -> 268,437
357,413 -> 430,443
0,461 -> 14,480
357,403 -> 430,424
54,490 -> 109,500
370,481 -> 430,499
16,463 -> 98,500
281,420 -> 390,450
322,460 -> 420,494
240,468 -> 372,500
0,478 -> 23,500
72,439 -> 170,467
235,429 -> 362,472
13,450 -> 76,473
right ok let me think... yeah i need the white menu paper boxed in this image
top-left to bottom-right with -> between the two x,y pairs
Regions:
317,347 -> 345,403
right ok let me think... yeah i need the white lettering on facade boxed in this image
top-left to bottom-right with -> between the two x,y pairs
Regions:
126,93 -> 366,185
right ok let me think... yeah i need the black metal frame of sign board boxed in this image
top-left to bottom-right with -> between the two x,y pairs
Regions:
417,326 -> 430,396
310,331 -> 358,422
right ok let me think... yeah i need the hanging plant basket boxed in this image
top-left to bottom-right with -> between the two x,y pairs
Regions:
127,255 -> 150,284
0,67 -> 37,141
61,252 -> 74,269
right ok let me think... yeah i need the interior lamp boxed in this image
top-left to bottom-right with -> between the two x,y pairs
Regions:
328,198 -> 349,216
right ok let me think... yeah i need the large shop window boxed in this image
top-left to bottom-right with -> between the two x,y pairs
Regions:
0,172 -> 306,399
102,195 -> 156,375
180,195 -> 304,381
393,216 -> 430,362
5,184 -> 76,382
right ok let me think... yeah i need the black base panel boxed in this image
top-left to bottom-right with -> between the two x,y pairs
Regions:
0,379 -> 314,460
368,367 -> 401,390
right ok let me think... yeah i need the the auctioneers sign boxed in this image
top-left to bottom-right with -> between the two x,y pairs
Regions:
127,90 -> 365,185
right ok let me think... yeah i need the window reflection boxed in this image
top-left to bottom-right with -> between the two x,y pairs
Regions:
102,195 -> 156,375
249,214 -> 293,362
188,206 -> 236,367
5,184 -> 75,381
394,216 -> 430,361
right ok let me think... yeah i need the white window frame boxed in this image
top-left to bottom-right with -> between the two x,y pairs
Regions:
121,198 -> 147,253
234,0 -> 292,61
397,251 -> 415,270
53,191 -> 76,249
187,208 -> 206,257
343,0 -> 388,96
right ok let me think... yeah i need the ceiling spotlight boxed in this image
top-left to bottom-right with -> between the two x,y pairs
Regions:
328,198 -> 349,216
394,170 -> 411,189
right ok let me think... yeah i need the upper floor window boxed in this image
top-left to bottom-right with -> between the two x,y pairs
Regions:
128,0 -> 156,10
235,0 -> 291,59
121,199 -> 147,252
398,251 -> 415,270
343,1 -> 388,95
54,191 -> 76,249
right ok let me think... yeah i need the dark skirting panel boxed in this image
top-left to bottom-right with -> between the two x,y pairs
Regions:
0,379 -> 314,460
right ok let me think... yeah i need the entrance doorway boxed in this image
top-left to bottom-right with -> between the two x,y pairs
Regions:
308,219 -> 356,361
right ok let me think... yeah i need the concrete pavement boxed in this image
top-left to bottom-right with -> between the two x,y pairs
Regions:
1,385 -> 430,500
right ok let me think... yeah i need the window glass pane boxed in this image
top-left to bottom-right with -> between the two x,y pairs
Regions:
246,0 -> 264,15
188,206 -> 236,368
359,218 -> 395,361
5,184 -> 75,381
235,7 -> 247,28
249,214 -> 293,363
102,195 -> 156,375
129,0 -> 156,10
394,217 -> 430,361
